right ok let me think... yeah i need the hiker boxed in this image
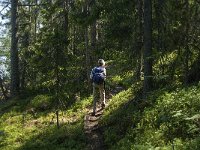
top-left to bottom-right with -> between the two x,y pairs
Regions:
90,59 -> 106,116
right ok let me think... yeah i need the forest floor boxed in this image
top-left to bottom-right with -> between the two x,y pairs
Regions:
84,103 -> 106,150
84,85 -> 124,150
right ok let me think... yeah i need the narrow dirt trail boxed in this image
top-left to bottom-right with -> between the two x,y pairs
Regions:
84,86 -> 124,150
84,104 -> 106,150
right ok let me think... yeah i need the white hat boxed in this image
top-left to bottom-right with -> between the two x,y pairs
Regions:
98,59 -> 105,66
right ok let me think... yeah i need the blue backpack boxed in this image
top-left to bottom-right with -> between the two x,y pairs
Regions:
92,67 -> 105,84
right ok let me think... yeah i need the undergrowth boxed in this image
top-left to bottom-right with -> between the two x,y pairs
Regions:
99,82 -> 200,150
0,94 -> 92,150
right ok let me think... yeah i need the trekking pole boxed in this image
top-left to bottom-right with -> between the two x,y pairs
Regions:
104,81 -> 106,91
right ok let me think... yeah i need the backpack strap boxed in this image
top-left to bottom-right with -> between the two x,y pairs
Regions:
91,67 -> 98,79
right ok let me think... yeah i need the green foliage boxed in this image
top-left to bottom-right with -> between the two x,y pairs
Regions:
106,59 -> 135,89
103,84 -> 200,149
100,88 -> 133,126
99,84 -> 142,148
0,94 -> 93,150
29,95 -> 54,111
184,137 -> 200,150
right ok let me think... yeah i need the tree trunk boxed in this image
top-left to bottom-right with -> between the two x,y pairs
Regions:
91,21 -> 97,65
157,0 -> 164,52
10,0 -> 20,97
156,0 -> 165,75
0,78 -> 8,100
143,0 -> 153,97
63,0 -> 69,44
90,0 -> 97,65
34,0 -> 38,41
184,0 -> 190,85
85,27 -> 91,83
135,0 -> 143,80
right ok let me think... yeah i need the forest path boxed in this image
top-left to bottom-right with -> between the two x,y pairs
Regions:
84,85 -> 124,150
84,104 -> 106,150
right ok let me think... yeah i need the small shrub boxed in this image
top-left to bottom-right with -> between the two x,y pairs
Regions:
29,94 -> 53,111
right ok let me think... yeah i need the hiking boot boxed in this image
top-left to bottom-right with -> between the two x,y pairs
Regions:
101,103 -> 105,109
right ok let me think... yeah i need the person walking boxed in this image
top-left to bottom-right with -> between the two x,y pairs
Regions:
90,59 -> 106,116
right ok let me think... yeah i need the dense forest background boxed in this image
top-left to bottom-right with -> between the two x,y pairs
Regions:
0,0 -> 200,149
0,0 -> 199,97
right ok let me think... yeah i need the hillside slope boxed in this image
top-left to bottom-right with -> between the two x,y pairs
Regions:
0,60 -> 200,150
99,83 -> 200,150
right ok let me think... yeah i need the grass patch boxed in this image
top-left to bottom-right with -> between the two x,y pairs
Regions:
0,95 -> 93,150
